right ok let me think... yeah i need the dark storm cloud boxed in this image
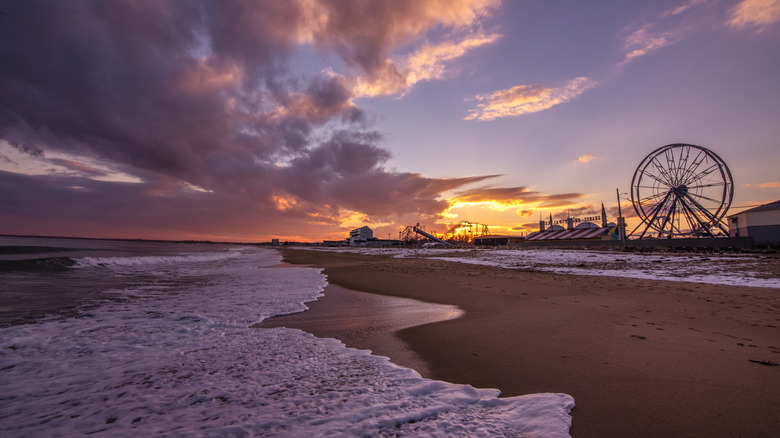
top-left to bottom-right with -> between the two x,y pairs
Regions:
0,0 -> 497,238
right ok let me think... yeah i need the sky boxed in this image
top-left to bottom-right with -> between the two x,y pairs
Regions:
1,0 -> 779,243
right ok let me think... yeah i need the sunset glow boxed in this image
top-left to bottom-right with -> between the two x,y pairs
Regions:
1,0 -> 778,242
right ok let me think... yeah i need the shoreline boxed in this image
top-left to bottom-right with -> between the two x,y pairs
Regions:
269,248 -> 779,438
259,282 -> 463,377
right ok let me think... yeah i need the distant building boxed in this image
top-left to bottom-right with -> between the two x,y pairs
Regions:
472,235 -> 525,246
727,200 -> 780,246
348,226 -> 373,245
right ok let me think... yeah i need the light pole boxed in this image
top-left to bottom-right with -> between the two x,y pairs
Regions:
616,188 -> 628,249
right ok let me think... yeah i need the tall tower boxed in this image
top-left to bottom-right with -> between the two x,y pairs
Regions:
601,202 -> 608,228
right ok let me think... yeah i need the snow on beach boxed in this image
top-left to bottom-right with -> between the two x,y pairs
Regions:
307,247 -> 780,289
0,242 -> 574,437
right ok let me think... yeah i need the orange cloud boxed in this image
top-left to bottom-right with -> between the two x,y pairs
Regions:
578,153 -> 594,163
178,59 -> 242,93
449,186 -> 586,208
757,181 -> 780,188
352,32 -> 500,98
661,0 -> 708,17
620,25 -> 680,66
295,0 -> 501,98
296,0 -> 499,45
464,77 -> 597,121
727,0 -> 780,30
271,195 -> 299,211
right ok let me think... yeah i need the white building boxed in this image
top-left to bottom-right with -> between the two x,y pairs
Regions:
349,226 -> 373,245
728,200 -> 780,246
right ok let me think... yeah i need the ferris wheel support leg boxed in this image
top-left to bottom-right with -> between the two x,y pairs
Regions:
638,191 -> 673,239
656,196 -> 678,238
677,198 -> 711,236
681,192 -> 730,236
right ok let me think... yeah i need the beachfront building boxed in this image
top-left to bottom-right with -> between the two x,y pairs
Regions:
348,226 -> 373,245
472,235 -> 525,247
727,200 -> 780,246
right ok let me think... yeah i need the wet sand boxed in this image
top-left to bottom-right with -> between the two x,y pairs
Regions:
260,282 -> 463,376
262,248 -> 780,438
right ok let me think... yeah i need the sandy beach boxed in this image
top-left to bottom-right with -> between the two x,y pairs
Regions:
261,248 -> 779,438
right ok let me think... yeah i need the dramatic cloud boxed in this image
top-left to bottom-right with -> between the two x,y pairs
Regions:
0,0 -> 502,241
464,77 -> 597,121
727,0 -> 780,30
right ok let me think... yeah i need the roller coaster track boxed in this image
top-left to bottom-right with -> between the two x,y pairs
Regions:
412,226 -> 453,246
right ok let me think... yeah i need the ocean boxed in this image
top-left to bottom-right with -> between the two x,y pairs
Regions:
0,236 -> 573,437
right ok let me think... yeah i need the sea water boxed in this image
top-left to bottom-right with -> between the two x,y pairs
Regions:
0,237 -> 573,437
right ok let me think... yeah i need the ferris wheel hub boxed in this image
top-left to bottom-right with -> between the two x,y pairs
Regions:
674,185 -> 688,195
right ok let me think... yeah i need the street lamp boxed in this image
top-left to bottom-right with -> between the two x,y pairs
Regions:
616,188 -> 629,249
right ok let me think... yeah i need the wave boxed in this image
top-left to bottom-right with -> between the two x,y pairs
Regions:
0,256 -> 77,272
0,245 -> 76,255
0,249 -> 250,273
73,249 -> 246,269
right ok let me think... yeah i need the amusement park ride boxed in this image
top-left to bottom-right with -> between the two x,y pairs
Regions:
629,143 -> 733,239
398,143 -> 734,246
399,221 -> 490,246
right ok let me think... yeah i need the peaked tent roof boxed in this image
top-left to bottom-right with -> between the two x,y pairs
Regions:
525,227 -> 609,241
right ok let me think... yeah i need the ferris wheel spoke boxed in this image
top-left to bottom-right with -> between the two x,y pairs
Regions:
688,192 -> 723,205
671,199 -> 688,234
650,158 -> 676,186
637,185 -> 672,192
674,195 -> 700,235
687,181 -> 725,189
675,146 -> 691,183
684,162 -> 721,186
656,196 -> 677,235
681,192 -> 723,228
643,191 -> 674,230
664,149 -> 680,185
639,190 -> 669,203
678,200 -> 709,235
641,169 -> 674,189
679,149 -> 706,184
677,198 -> 698,234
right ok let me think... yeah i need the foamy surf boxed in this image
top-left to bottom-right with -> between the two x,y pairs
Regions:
0,238 -> 574,437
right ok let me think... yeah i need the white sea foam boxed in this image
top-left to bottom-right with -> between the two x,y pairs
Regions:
74,249 -> 243,270
312,247 -> 780,288
0,246 -> 574,437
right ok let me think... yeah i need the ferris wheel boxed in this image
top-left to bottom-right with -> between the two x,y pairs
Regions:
630,143 -> 733,238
